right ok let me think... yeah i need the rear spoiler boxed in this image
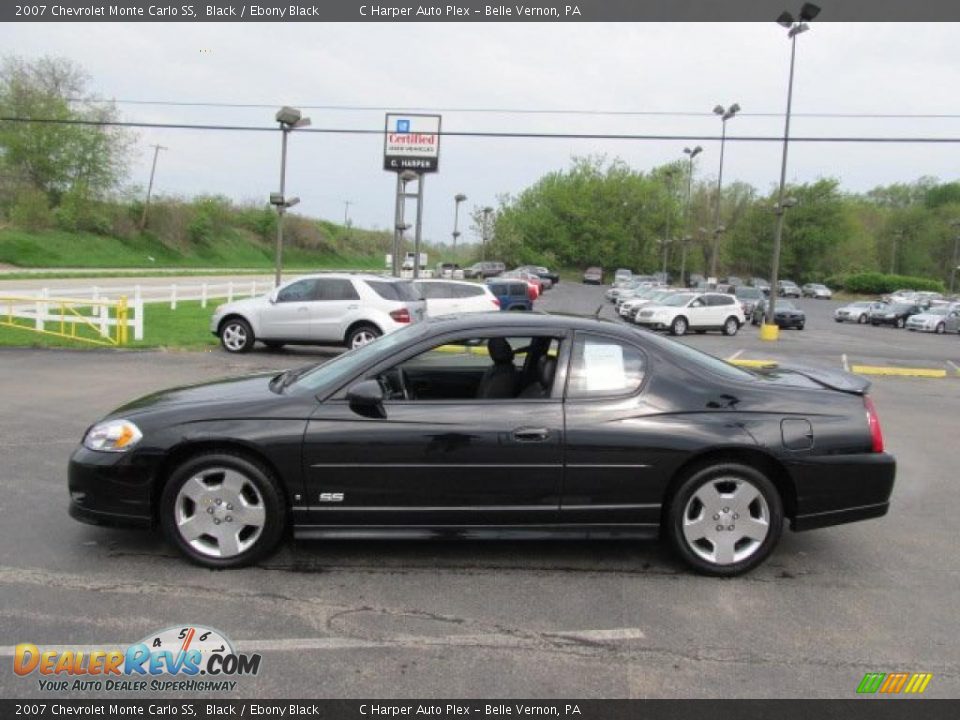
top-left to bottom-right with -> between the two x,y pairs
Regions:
756,363 -> 872,395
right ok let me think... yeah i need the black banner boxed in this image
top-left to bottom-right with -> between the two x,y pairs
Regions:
4,0 -> 960,22
2,700 -> 960,720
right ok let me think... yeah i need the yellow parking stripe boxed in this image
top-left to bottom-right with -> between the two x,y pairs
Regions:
729,359 -> 779,369
850,365 -> 947,378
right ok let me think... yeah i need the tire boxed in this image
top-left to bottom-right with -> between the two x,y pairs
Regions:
160,451 -> 286,569
857,314 -> 867,324
346,323 -> 381,349
834,318 -> 843,323
896,317 -> 905,329
264,341 -> 285,351
797,322 -> 805,331
670,316 -> 688,336
666,462 -> 783,577
219,317 -> 255,354
936,323 -> 945,334
722,317 -> 740,336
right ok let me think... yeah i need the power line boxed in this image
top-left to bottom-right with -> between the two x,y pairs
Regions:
64,97 -> 960,120
3,116 -> 960,143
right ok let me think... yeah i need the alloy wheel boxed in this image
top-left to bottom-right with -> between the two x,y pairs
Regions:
681,476 -> 771,566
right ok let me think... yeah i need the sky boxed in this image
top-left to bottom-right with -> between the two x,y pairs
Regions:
3,21 -> 959,246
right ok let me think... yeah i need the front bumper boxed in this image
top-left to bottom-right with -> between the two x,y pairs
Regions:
788,452 -> 896,531
68,445 -> 160,528
773,315 -> 805,328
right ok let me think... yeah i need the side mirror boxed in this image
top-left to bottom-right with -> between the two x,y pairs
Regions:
346,379 -> 386,419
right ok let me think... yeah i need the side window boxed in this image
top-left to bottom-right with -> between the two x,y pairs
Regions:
454,284 -> 485,298
276,279 -> 319,303
316,278 -> 360,301
567,334 -> 646,399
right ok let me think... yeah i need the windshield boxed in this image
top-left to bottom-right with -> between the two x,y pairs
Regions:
289,324 -> 425,393
662,293 -> 695,307
925,307 -> 948,316
778,301 -> 797,310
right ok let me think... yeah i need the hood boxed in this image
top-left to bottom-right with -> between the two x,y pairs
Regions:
213,295 -> 270,315
110,372 -> 282,418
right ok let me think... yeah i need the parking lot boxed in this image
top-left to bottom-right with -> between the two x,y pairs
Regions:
1,280 -> 958,698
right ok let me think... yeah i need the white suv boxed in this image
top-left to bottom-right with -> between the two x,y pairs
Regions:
211,273 -> 426,353
413,279 -> 501,316
634,291 -> 745,336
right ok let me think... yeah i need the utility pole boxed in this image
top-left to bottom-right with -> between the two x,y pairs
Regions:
343,200 -> 353,228
139,144 -> 167,231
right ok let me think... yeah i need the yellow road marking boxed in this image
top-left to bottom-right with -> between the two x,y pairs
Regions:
850,365 -> 947,378
729,359 -> 779,369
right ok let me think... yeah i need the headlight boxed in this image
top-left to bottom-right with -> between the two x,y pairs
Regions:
83,419 -> 143,453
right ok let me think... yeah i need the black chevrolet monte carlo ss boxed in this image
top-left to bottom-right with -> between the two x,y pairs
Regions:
69,313 -> 895,576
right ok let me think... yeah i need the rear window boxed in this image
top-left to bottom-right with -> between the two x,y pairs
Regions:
365,280 -> 421,302
453,284 -> 485,298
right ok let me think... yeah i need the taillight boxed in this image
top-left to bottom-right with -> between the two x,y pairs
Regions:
389,308 -> 411,323
864,395 -> 884,453
492,298 -> 501,308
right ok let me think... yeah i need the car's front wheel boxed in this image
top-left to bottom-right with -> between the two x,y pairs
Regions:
219,318 -> 255,353
896,317 -> 906,329
858,313 -> 867,324
160,452 -> 286,568
670,316 -> 688,336
722,317 -> 740,336
667,462 -> 783,576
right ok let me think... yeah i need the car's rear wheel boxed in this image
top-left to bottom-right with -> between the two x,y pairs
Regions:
858,314 -> 867,324
220,318 -> 255,353
346,323 -> 381,349
722,317 -> 740,336
667,462 -> 783,576
670,316 -> 688,336
936,322 -> 945,334
160,452 -> 286,568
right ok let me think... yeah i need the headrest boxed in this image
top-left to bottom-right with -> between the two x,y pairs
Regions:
539,355 -> 557,388
487,337 -> 514,364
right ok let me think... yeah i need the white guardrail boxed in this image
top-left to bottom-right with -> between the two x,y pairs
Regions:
7,280 -> 276,310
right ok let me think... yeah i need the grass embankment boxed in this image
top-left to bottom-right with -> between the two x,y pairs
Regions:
0,228 -> 384,271
0,300 -> 219,350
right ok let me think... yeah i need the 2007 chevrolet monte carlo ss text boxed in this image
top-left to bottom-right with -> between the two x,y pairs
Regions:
68,313 -> 895,576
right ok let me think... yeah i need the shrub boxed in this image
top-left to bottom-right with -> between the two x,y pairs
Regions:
10,188 -> 54,230
842,272 -> 945,295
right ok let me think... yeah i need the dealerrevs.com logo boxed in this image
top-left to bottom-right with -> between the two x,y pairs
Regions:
14,625 -> 261,693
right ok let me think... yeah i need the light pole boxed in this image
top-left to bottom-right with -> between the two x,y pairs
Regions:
392,170 -> 418,277
765,3 -> 820,335
890,229 -> 905,275
139,143 -> 167,231
661,167 -> 679,279
681,146 -> 702,287
452,193 -> 467,255
272,106 -> 311,286
711,102 -> 740,278
950,220 -> 960,293
482,206 -> 493,260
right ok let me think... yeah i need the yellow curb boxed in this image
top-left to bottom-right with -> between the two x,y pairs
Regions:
729,358 -> 779,369
850,365 -> 947,378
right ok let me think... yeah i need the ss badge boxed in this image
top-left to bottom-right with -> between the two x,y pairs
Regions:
319,492 -> 344,503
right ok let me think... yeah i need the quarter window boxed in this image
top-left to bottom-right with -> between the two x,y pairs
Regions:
316,278 -> 360,301
567,334 -> 646,398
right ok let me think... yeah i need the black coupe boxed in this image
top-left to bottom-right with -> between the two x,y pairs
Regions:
69,314 -> 895,576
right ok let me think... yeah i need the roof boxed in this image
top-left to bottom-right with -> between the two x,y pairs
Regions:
422,310 -> 632,336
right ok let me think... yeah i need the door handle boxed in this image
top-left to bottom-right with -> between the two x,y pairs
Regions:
512,427 -> 550,442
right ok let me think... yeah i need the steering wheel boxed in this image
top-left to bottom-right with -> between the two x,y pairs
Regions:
397,367 -> 411,401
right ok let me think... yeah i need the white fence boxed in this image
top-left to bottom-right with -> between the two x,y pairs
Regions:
1,292 -> 143,343
5,280 -> 277,310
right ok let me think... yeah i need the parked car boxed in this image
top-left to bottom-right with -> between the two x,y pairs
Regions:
724,276 -> 744,288
70,312 -> 896,576
485,280 -> 533,311
634,291 -> 745,336
413,279 -> 500,317
211,273 -> 426,353
436,262 -> 463,279
624,289 -> 678,321
870,302 -> 922,328
463,261 -> 505,279
687,273 -> 705,289
516,265 -> 560,286
834,301 -> 880,324
734,286 -> 764,318
501,270 -> 543,298
905,306 -> 958,334
749,277 -> 770,291
613,268 -> 633,285
802,283 -> 833,299
778,280 -> 801,298
582,266 -> 604,285
751,298 -> 805,330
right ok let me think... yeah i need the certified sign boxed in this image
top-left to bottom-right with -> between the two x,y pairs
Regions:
384,113 -> 441,172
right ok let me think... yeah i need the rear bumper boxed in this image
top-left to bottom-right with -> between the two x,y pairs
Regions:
787,452 -> 896,531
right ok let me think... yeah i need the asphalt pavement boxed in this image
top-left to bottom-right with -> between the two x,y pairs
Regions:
1,281 -> 958,699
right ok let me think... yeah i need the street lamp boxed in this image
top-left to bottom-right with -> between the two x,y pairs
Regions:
272,106 -> 311,286
392,170 -> 419,277
764,3 -> 820,336
661,167 -> 679,279
711,103 -> 740,278
452,193 -> 467,255
482,206 -> 494,260
681,146 -> 702,287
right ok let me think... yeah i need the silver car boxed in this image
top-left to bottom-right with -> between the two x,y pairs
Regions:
834,301 -> 880,324
802,283 -> 833,299
906,306 -> 960,334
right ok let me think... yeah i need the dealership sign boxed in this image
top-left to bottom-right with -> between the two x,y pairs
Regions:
384,113 -> 441,172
